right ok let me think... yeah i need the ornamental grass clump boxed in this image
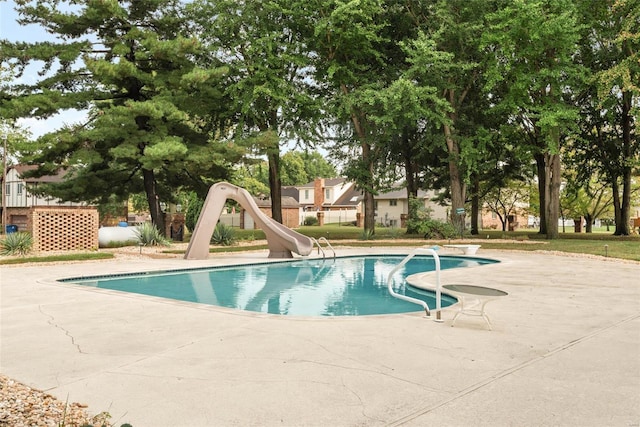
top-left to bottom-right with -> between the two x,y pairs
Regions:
0,232 -> 33,256
211,223 -> 235,246
135,222 -> 171,246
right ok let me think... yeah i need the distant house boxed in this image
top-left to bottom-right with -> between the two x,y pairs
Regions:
374,188 -> 448,227
2,165 -> 90,231
1,165 -> 98,251
295,178 -> 449,227
296,178 -> 361,212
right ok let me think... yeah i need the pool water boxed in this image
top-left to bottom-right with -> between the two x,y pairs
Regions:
61,255 -> 496,316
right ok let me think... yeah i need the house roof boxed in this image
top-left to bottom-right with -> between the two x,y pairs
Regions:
4,164 -> 68,184
298,177 -> 346,189
253,196 -> 300,208
332,184 -> 362,207
281,186 -> 299,202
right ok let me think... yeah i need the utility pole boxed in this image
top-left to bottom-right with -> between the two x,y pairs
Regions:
2,133 -> 7,234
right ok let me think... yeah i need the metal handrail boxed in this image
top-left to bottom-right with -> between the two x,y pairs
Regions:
317,237 -> 336,259
311,237 -> 336,260
386,246 -> 442,321
311,238 -> 326,259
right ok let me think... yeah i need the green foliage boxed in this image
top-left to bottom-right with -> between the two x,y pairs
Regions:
303,215 -> 318,226
359,229 -> 375,240
185,192 -> 204,232
405,197 -> 434,235
135,223 -> 171,247
211,223 -> 235,246
420,220 -> 458,240
0,232 -> 33,256
3,0 -> 238,230
404,197 -> 457,239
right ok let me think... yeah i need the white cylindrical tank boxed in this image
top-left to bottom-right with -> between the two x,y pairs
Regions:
98,226 -> 139,247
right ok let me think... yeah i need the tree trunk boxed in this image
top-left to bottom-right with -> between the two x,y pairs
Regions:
342,84 -> 376,236
362,141 -> 376,234
612,178 -> 622,234
544,152 -> 561,239
403,132 -> 420,234
534,153 -> 547,235
444,123 -> 466,232
143,168 -> 165,236
470,176 -> 480,235
585,214 -> 593,233
615,90 -> 633,235
268,150 -> 283,224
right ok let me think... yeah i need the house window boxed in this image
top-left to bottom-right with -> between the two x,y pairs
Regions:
325,188 -> 331,200
5,183 -> 9,196
389,199 -> 397,206
304,189 -> 309,200
374,201 -> 378,210
17,183 -> 23,195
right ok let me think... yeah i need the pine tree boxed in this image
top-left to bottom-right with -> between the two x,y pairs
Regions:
0,0 -> 241,233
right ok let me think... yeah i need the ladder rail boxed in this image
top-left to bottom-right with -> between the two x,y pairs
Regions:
386,246 -> 442,320
311,237 -> 326,259
317,237 -> 336,259
311,237 -> 336,260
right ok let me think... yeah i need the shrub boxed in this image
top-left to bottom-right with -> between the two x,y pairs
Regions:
303,215 -> 318,226
422,219 -> 458,239
0,232 -> 33,256
211,223 -> 235,246
405,197 -> 434,235
185,192 -> 204,232
135,222 -> 171,246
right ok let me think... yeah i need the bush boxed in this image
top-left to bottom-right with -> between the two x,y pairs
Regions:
211,223 -> 235,246
303,215 -> 318,226
422,219 -> 458,239
135,222 -> 171,246
185,192 -> 204,232
0,232 -> 33,256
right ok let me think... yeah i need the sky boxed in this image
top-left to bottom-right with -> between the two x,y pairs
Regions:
1,1 -> 88,138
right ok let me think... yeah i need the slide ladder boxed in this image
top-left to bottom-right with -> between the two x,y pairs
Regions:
386,246 -> 442,321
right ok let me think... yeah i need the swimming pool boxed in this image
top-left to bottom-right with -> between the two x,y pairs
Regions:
61,255 -> 497,316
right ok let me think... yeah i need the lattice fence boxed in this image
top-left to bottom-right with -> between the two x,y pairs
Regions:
31,207 -> 99,252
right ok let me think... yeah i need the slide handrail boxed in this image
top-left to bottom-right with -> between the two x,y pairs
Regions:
386,246 -> 442,320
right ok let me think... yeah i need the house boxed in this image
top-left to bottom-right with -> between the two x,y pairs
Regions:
1,164 -> 98,251
2,165 -> 91,230
295,178 -> 449,227
296,178 -> 361,212
374,188 -> 448,227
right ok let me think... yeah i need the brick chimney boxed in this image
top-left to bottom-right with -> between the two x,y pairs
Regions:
314,178 -> 324,209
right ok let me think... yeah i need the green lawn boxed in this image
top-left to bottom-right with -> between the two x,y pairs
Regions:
2,225 -> 638,264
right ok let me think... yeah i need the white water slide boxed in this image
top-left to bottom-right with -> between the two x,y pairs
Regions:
184,182 -> 314,259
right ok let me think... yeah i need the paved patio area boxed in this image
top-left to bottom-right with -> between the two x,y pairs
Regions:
1,247 -> 639,426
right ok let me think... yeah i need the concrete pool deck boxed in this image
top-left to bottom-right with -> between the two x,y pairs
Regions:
1,247 -> 639,426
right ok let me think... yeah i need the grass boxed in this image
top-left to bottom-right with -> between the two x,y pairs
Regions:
0,252 -> 114,265
2,225 -> 638,264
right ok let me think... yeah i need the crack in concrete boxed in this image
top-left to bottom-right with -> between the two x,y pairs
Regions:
386,313 -> 640,426
38,305 -> 85,354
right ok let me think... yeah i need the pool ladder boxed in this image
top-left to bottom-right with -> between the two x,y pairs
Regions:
386,246 -> 442,321
311,237 -> 336,260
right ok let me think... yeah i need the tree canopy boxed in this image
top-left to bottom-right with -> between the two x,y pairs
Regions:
1,0 -> 637,237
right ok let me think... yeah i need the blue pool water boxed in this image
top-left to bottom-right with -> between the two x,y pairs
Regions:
61,255 -> 497,316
